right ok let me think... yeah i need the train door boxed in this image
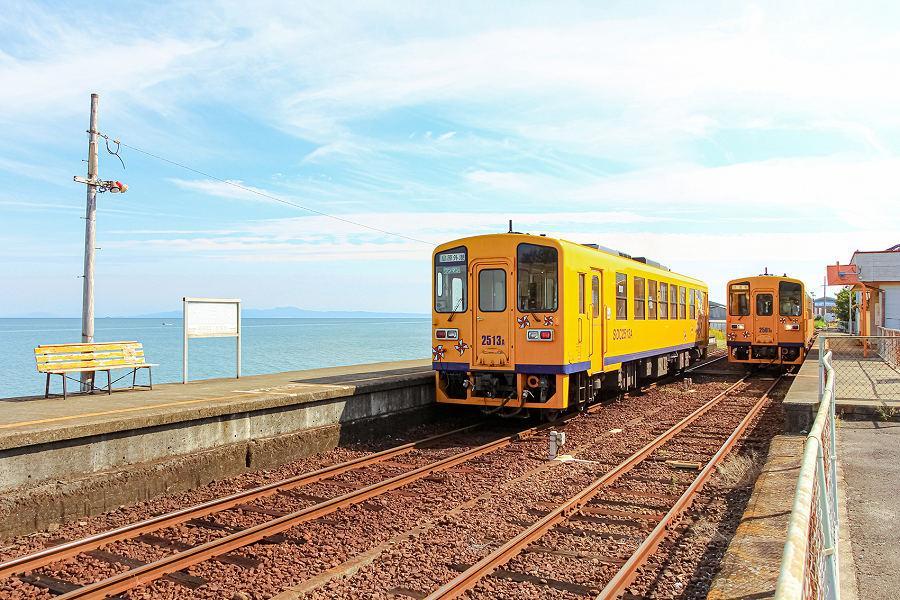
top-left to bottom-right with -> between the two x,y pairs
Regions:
473,261 -> 513,368
577,272 -> 588,359
591,271 -> 603,369
754,288 -> 776,345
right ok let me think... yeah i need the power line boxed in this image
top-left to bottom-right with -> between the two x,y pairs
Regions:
109,138 -> 434,246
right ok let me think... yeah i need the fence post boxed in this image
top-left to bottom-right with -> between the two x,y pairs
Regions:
819,335 -> 825,397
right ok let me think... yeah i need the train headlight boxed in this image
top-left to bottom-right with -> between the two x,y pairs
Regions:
731,323 -> 745,330
435,328 -> 459,339
784,324 -> 800,331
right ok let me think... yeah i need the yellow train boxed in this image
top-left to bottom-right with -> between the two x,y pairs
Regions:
432,233 -> 709,415
725,274 -> 814,366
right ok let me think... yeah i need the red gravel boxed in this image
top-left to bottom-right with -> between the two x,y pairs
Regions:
0,352 -> 782,600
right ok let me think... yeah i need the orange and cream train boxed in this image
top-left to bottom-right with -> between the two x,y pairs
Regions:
432,233 -> 709,415
725,274 -> 814,366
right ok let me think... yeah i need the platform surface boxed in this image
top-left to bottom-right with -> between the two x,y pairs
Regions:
707,435 -> 804,600
0,359 -> 431,450
838,419 -> 900,600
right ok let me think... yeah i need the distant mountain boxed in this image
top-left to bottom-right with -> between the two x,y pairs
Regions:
133,306 -> 428,319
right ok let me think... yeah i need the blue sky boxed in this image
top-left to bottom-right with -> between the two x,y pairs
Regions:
2,1 -> 900,316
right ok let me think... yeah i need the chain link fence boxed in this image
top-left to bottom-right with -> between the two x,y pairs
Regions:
775,351 -> 840,600
821,330 -> 900,402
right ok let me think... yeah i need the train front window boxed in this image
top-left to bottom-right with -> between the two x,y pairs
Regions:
779,281 -> 803,316
517,244 -> 558,312
435,247 -> 467,313
756,293 -> 773,316
729,282 -> 750,316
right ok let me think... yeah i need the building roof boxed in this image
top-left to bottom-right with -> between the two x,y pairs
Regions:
826,263 -> 859,285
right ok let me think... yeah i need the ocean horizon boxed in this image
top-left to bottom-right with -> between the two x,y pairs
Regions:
1,318 -> 430,399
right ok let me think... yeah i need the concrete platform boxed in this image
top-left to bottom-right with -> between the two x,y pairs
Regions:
0,359 -> 434,539
838,420 -> 900,600
782,346 -> 823,434
707,435 -> 804,600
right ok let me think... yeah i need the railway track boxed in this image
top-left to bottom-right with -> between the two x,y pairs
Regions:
425,374 -> 781,599
1,404 -> 612,598
0,353 -> 733,599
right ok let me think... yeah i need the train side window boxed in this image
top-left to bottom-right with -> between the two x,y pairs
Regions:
690,289 -> 696,319
648,280 -> 657,319
616,273 -> 627,319
756,293 -> 774,316
579,273 -> 586,315
591,276 -> 600,319
659,283 -> 668,319
679,286 -> 687,319
729,282 -> 750,316
634,277 -> 646,319
779,281 -> 803,317
478,269 -> 506,312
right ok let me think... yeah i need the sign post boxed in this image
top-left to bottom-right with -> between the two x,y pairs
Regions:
182,297 -> 241,383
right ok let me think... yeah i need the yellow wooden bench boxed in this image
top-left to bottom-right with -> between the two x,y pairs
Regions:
34,341 -> 157,399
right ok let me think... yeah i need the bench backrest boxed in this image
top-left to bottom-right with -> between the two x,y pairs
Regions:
34,341 -> 147,373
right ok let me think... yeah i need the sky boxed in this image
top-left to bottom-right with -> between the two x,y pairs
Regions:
2,1 -> 900,317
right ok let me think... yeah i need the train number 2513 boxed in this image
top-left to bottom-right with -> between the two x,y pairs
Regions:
481,335 -> 504,346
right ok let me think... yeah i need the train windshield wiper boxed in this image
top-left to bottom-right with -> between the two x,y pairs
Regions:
447,296 -> 464,322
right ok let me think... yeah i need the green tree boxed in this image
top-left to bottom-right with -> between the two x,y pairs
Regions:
835,288 -> 851,322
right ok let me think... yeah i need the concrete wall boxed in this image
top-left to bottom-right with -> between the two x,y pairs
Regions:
0,371 -> 436,539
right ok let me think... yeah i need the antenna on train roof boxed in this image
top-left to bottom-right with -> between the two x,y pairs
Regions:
508,219 -> 513,233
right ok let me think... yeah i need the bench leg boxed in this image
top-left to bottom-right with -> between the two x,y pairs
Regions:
132,368 -> 137,390
148,367 -> 153,390
62,375 -> 67,400
45,374 -> 50,399
107,370 -> 112,395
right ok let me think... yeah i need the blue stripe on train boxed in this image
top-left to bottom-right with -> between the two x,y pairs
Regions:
603,342 -> 698,367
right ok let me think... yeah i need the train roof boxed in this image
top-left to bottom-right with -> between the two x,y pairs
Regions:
726,274 -> 806,286
435,233 -> 706,286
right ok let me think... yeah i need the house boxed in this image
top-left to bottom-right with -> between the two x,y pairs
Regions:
827,244 -> 900,334
814,296 -> 836,321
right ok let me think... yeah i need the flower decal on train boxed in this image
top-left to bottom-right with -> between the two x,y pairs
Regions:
453,340 -> 470,356
727,332 -> 736,341
742,331 -> 751,338
432,345 -> 446,361
543,315 -> 555,327
516,315 -> 531,329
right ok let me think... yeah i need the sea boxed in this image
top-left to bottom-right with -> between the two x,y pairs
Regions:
0,318 -> 431,399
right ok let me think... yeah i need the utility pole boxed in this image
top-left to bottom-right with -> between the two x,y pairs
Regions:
81,93 -> 99,391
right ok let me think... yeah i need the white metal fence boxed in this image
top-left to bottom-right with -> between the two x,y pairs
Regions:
774,350 -> 840,600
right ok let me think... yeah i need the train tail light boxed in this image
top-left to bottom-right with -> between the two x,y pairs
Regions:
435,328 -> 459,339
527,329 -> 553,341
784,324 -> 800,331
436,330 -> 446,339
731,323 -> 745,330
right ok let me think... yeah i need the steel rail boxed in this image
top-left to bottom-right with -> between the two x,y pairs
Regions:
596,375 -> 782,599
424,375 -> 750,600
0,422 -> 485,579
52,415 -> 574,600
